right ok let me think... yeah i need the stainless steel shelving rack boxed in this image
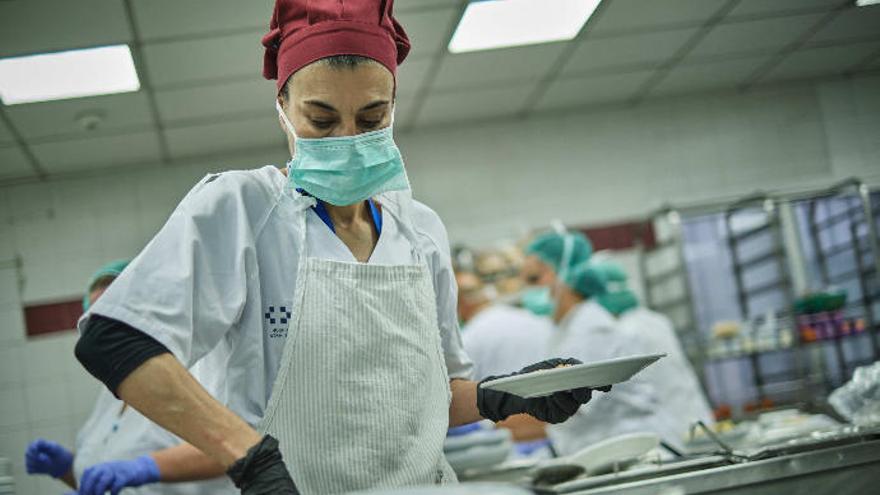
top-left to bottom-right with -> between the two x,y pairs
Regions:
722,194 -> 808,404
802,179 -> 880,379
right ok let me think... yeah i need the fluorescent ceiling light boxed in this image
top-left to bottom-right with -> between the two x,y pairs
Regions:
449,0 -> 602,54
855,0 -> 880,5
0,44 -> 140,105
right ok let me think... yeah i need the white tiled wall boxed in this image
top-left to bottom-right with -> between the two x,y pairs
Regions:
402,76 -> 880,245
0,266 -> 102,495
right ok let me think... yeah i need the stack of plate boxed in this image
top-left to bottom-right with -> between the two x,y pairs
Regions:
444,423 -> 513,474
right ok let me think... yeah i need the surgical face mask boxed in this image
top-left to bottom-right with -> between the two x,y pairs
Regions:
522,286 -> 555,316
276,102 -> 409,206
522,233 -> 575,317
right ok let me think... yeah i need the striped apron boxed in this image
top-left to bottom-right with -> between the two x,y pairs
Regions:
259,191 -> 455,493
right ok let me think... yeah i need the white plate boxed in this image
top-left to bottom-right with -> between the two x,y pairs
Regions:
480,354 -> 665,398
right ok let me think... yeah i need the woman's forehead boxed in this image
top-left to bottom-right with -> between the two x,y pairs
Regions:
289,61 -> 394,103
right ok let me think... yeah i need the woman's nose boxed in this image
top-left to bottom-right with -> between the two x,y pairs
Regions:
331,119 -> 359,137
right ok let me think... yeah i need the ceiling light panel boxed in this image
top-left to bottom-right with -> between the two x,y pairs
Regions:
0,45 -> 140,105
449,0 -> 602,53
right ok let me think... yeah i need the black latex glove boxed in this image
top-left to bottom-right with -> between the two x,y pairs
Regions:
477,358 -> 612,424
226,435 -> 299,495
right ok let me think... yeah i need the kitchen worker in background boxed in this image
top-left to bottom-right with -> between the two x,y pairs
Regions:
547,261 -> 688,454
24,261 -> 235,495
458,270 -> 553,380
457,270 -> 553,445
594,260 -> 714,430
520,231 -> 593,316
73,1 -> 602,493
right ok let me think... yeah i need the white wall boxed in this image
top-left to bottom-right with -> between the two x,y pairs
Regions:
0,265 -> 101,495
0,75 -> 878,493
402,75 -> 880,245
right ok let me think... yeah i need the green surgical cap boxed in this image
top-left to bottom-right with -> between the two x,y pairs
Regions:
591,261 -> 639,315
563,261 -> 607,299
598,289 -> 640,316
525,232 -> 593,275
83,259 -> 130,310
592,260 -> 629,284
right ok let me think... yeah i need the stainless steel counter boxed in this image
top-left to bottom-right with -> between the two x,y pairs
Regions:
547,427 -> 880,495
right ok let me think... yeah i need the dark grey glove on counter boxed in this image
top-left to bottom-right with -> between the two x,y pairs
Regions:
477,358 -> 611,424
227,435 -> 299,495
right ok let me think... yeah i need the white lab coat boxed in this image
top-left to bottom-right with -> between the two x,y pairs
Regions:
462,305 -> 553,380
619,307 -> 713,433
79,165 -> 473,427
546,301 -> 681,455
73,345 -> 236,494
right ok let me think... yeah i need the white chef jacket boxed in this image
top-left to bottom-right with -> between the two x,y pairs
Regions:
79,165 -> 473,427
619,307 -> 713,429
462,305 -> 553,381
546,301 -> 674,456
73,344 -> 236,494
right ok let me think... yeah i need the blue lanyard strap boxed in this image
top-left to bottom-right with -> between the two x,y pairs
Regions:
296,188 -> 383,235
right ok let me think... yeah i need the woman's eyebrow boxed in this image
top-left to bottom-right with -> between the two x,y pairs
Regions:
303,100 -> 338,112
359,100 -> 390,111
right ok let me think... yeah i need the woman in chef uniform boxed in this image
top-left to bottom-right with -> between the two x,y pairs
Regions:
25,262 -> 235,495
74,1 -> 602,493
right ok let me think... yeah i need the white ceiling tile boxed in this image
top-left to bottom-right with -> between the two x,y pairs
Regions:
155,78 -> 276,123
561,28 -> 697,77
0,146 -> 36,180
31,131 -> 162,174
143,32 -> 262,88
653,57 -> 770,96
727,0 -> 845,18
397,58 -> 434,97
689,13 -> 825,59
808,5 -> 880,44
396,0 -> 460,14
165,117 -> 286,159
590,0 -> 727,36
416,84 -> 536,127
396,7 -> 459,61
5,92 -> 153,140
132,0 -> 274,41
432,44 -> 567,91
761,42 -> 880,82
0,0 -> 131,57
535,71 -> 654,111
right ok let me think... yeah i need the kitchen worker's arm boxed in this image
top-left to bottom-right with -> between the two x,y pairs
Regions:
151,443 -> 226,482
117,353 -> 261,468
449,379 -> 482,426
76,317 -> 298,493
75,443 -> 228,495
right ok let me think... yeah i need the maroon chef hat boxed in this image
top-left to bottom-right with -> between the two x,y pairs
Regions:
262,0 -> 411,92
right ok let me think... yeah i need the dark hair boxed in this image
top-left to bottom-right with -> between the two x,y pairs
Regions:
280,55 -> 376,100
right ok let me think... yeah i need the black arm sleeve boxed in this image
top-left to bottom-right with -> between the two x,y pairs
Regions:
75,314 -> 171,396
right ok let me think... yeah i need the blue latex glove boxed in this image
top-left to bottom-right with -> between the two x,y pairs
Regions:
25,439 -> 74,478
78,456 -> 160,495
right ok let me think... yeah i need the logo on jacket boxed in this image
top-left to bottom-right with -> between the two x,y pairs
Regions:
265,305 -> 291,339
